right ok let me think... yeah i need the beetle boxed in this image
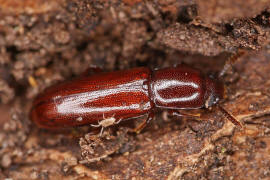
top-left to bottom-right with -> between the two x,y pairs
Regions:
30,64 -> 241,132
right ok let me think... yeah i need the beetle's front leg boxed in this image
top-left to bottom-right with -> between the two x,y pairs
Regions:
168,110 -> 201,118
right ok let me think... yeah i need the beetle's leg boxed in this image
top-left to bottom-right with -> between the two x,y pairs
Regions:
169,110 -> 201,118
131,111 -> 154,133
81,65 -> 103,76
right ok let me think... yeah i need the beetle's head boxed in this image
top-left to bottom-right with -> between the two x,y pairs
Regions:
204,76 -> 225,108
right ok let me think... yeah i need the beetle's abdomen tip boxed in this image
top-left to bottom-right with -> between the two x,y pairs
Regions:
30,101 -> 59,129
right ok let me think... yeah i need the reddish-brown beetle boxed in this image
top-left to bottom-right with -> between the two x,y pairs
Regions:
30,63 -> 241,132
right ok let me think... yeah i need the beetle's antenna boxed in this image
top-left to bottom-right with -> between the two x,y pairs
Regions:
217,105 -> 242,128
219,50 -> 246,78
